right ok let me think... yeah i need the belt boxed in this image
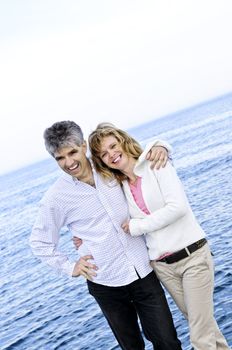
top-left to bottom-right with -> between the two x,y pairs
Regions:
156,238 -> 207,264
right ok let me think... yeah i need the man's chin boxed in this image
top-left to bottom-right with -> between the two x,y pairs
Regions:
65,169 -> 79,177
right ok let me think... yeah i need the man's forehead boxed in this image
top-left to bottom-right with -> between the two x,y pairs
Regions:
55,144 -> 82,155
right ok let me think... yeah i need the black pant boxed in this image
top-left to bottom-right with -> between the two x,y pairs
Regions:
87,271 -> 182,350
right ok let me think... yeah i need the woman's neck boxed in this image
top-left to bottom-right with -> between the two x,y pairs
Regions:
121,157 -> 137,183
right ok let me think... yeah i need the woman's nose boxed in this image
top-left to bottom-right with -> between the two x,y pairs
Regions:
108,149 -> 115,157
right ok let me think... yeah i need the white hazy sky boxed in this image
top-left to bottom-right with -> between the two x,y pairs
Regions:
1,0 -> 232,175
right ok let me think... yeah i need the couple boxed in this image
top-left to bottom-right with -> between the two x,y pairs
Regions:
30,121 -> 229,350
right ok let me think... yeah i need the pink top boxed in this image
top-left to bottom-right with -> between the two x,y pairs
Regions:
128,177 -> 150,215
128,176 -> 171,260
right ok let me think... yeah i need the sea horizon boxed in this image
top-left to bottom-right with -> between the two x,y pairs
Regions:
1,91 -> 232,179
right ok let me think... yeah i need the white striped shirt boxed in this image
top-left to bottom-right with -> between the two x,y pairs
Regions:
30,165 -> 152,286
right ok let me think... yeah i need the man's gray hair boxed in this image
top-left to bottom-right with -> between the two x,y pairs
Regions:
43,121 -> 84,156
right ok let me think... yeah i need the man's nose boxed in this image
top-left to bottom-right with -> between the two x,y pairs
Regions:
65,157 -> 74,167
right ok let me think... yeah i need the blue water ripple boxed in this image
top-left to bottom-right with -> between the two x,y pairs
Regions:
1,94 -> 232,349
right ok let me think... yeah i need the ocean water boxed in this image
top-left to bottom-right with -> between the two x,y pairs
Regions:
0,93 -> 232,350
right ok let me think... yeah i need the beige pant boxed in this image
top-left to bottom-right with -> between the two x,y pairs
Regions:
151,244 -> 230,350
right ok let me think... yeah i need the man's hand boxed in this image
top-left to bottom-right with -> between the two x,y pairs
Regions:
146,146 -> 168,170
72,236 -> 83,249
121,221 -> 130,234
72,255 -> 98,280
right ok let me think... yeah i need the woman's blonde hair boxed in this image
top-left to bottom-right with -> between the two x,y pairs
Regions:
89,125 -> 142,183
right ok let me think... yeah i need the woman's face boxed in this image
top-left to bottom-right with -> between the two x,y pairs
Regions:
99,135 -> 130,171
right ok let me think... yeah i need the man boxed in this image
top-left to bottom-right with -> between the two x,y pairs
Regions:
30,120 -> 182,350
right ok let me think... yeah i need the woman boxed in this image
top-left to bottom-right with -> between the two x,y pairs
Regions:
88,124 -> 230,350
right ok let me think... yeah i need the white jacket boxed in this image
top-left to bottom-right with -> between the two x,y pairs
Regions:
123,145 -> 205,260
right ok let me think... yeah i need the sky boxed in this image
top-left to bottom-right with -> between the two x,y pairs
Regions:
1,0 -> 232,175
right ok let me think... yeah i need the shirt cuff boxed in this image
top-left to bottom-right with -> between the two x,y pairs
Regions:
129,219 -> 144,236
143,140 -> 172,157
62,261 -> 76,277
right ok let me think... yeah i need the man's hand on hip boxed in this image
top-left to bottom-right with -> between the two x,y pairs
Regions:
72,255 -> 98,280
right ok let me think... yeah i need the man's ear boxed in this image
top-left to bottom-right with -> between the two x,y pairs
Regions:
82,140 -> 87,153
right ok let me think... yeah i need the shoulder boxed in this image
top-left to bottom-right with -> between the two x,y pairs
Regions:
151,160 -> 178,180
41,176 -> 70,203
97,172 -> 120,188
135,158 -> 177,180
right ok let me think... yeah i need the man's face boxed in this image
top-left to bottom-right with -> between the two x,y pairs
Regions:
54,142 -> 89,180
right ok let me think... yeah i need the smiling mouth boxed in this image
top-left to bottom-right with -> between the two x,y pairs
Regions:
68,163 -> 80,171
112,155 -> 121,164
